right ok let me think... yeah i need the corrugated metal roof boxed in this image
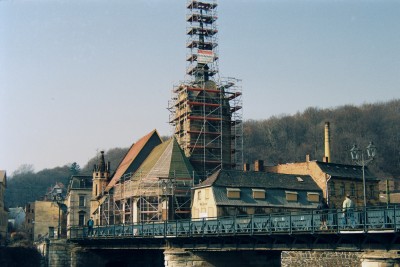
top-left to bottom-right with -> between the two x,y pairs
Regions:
105,130 -> 162,192
196,169 -> 320,191
212,187 -> 319,209
316,162 -> 378,180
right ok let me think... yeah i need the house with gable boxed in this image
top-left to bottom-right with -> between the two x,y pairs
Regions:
191,169 -> 322,219
266,157 -> 380,209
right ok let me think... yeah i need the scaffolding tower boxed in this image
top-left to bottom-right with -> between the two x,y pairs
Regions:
169,0 -> 243,180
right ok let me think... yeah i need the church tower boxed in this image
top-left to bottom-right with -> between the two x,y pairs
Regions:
90,151 -> 110,222
169,0 -> 243,180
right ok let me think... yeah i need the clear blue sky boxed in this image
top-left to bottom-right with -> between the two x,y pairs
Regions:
1,0 -> 399,175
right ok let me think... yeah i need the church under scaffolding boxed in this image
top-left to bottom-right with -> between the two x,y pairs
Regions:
89,0 -> 242,225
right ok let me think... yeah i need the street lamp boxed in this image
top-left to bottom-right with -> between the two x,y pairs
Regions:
161,179 -> 174,221
350,142 -> 377,208
52,188 -> 66,239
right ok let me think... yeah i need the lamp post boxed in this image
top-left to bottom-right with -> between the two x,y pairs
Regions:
350,142 -> 377,208
53,188 -> 64,239
161,179 -> 174,221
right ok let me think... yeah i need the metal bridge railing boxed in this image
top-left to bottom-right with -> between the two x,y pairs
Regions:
69,205 -> 400,240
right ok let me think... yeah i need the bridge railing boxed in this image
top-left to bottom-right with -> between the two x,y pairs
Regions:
69,205 -> 400,240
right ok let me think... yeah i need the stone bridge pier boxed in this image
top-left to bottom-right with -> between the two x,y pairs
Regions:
164,249 -> 281,267
45,240 -> 400,267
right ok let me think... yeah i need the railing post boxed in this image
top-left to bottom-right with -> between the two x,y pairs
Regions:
395,205 -> 397,231
141,221 -> 144,237
152,221 -> 155,237
311,210 -> 314,234
202,218 -> 205,237
176,220 -> 178,238
250,215 -> 254,235
364,206 -> 367,232
233,215 -> 236,235
269,213 -> 272,234
336,208 -> 339,233
164,221 -> 167,238
216,217 -> 220,235
289,212 -> 292,234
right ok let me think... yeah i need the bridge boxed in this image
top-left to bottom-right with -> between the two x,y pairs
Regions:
49,206 -> 400,266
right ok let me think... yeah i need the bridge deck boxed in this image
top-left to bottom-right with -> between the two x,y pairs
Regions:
69,206 -> 400,250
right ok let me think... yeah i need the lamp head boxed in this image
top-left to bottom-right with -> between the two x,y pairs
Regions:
366,141 -> 377,159
350,144 -> 360,161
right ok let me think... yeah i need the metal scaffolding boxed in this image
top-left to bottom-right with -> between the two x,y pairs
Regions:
97,170 -> 195,224
169,0 -> 243,180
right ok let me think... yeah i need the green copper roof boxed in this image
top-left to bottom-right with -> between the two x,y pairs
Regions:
136,137 -> 198,181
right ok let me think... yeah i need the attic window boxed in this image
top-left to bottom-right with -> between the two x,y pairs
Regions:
227,188 -> 241,199
307,192 -> 320,202
252,189 -> 266,199
285,191 -> 298,202
296,177 -> 304,182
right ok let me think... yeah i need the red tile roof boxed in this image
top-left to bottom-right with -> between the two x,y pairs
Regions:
104,129 -> 162,192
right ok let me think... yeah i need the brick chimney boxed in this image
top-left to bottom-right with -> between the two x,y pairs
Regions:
254,160 -> 264,172
324,121 -> 331,163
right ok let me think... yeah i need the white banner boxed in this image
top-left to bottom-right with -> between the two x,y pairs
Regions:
197,49 -> 214,64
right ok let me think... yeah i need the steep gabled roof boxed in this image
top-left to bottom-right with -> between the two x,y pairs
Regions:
105,130 -> 162,192
316,161 -> 378,180
136,137 -> 198,181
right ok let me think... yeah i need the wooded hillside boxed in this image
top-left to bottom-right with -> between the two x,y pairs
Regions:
5,100 -> 399,207
243,99 -> 400,178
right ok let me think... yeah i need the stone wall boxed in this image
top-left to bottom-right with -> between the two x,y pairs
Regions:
281,251 -> 362,267
164,249 -> 281,267
47,239 -> 72,267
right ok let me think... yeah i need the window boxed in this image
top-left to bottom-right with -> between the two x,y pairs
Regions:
285,191 -> 298,202
350,183 -> 355,196
369,185 -> 375,198
329,181 -> 336,196
79,196 -> 85,207
197,190 -> 202,200
252,189 -> 266,199
78,213 -> 85,226
205,188 -> 210,199
307,192 -> 319,202
227,188 -> 241,199
339,183 -> 345,196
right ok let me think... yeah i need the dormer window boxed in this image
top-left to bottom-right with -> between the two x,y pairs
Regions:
227,188 -> 241,199
307,192 -> 319,202
285,191 -> 298,202
252,189 -> 266,199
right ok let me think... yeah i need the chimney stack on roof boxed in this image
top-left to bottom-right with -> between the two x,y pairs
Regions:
254,160 -> 264,172
243,163 -> 250,172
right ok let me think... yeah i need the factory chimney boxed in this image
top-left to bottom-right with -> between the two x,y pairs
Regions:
323,122 -> 331,163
